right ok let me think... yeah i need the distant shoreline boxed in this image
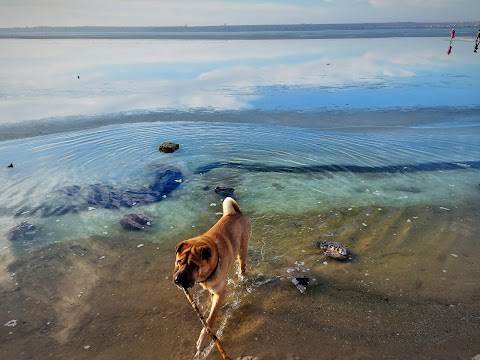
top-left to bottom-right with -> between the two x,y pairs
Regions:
1,22 -> 478,40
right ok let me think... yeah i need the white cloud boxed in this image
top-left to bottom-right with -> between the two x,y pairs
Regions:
1,36 -> 464,123
2,0 -> 475,27
369,0 -> 457,7
0,0 -> 330,27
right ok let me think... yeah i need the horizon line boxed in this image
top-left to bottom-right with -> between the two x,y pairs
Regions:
1,21 -> 479,30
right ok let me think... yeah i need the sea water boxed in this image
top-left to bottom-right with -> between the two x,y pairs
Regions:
0,32 -> 479,281
0,31 -> 479,359
1,119 -> 479,246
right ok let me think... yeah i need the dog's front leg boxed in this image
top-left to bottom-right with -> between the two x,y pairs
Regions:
195,291 -> 225,355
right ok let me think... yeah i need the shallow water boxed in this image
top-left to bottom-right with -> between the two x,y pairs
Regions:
1,33 -> 480,360
1,121 -> 479,246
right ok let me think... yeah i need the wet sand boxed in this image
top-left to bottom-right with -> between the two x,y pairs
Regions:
1,202 -> 479,360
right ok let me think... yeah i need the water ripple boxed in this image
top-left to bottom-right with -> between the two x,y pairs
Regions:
1,121 -> 479,222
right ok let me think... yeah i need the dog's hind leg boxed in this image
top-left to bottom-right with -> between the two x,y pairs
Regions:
238,225 -> 251,275
238,241 -> 248,275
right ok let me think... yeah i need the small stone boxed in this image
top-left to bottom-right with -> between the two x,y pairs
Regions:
295,277 -> 309,286
214,187 -> 234,197
120,214 -> 151,231
320,241 -> 350,261
158,142 -> 179,153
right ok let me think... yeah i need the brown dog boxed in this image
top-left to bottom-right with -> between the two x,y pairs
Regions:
173,197 -> 251,356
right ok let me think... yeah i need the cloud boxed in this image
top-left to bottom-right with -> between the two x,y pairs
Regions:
1,36 -> 464,123
0,0 -> 329,27
369,0 -> 455,7
0,0 -> 477,27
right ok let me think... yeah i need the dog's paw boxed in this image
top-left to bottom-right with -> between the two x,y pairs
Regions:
196,327 -> 211,354
238,272 -> 246,282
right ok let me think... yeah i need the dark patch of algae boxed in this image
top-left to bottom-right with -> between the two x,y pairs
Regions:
1,202 -> 480,360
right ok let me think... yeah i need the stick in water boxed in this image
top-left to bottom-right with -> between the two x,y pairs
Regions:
182,287 -> 232,360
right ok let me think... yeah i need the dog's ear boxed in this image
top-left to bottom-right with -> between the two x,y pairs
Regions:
201,246 -> 212,261
175,241 -> 186,254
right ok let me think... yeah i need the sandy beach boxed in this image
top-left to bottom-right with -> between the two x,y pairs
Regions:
1,202 -> 479,360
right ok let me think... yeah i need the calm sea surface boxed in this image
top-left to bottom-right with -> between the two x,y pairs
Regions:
0,30 -> 479,359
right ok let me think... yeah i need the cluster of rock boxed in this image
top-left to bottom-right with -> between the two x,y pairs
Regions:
5,140 -> 241,243
11,167 -> 183,218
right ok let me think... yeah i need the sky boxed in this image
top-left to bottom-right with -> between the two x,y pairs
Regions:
0,0 -> 478,28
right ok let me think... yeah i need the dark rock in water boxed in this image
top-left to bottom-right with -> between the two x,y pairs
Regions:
195,160 -> 480,175
295,277 -> 309,286
6,221 -> 36,242
36,204 -> 77,217
120,214 -> 151,231
16,167 -> 183,217
7,163 -> 13,168
158,142 -> 179,153
214,186 -> 234,197
286,262 -> 318,294
59,167 -> 182,211
320,241 -> 350,260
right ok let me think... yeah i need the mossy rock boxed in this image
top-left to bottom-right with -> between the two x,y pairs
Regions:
159,142 -> 179,153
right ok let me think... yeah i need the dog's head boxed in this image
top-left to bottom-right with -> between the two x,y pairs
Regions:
173,239 -> 217,289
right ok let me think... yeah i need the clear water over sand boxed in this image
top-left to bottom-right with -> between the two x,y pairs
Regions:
0,32 -> 479,360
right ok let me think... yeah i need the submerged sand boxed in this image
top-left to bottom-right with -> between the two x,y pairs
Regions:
1,202 -> 479,360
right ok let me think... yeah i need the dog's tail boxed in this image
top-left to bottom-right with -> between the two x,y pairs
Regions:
222,197 -> 242,216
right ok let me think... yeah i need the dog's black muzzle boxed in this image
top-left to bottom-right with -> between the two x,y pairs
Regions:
174,271 -> 194,289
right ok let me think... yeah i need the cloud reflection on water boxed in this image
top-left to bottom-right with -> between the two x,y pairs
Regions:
0,37 -> 477,123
